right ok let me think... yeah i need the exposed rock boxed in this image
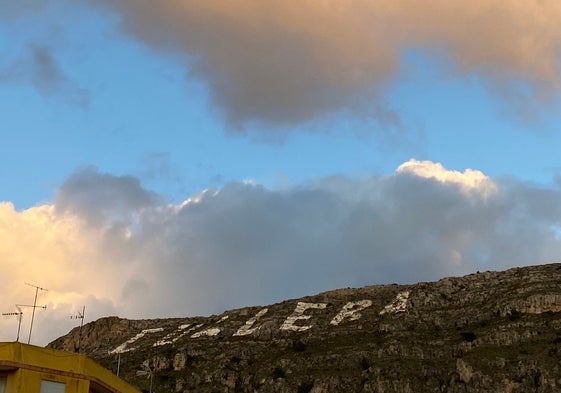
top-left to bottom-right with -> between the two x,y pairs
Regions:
49,263 -> 561,392
173,352 -> 186,371
456,358 -> 473,383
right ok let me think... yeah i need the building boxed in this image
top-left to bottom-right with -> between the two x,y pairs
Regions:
0,342 -> 139,393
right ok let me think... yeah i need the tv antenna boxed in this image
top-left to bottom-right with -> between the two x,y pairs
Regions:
2,305 -> 23,341
70,306 -> 85,353
24,282 -> 48,344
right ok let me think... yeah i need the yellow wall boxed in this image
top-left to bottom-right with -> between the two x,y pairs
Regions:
5,368 -> 89,393
0,342 -> 139,393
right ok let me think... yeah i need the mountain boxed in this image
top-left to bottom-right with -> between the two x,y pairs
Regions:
48,263 -> 561,392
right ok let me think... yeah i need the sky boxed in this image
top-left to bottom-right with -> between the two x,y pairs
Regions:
1,0 -> 561,345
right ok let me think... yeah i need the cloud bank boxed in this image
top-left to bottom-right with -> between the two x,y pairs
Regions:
93,0 -> 561,127
2,160 -> 561,344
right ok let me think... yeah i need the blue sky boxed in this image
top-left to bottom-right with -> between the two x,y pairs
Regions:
1,1 -> 561,344
2,1 -> 559,209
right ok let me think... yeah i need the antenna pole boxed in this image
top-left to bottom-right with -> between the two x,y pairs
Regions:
28,285 -> 38,344
2,307 -> 24,342
79,305 -> 85,351
17,314 -> 22,342
16,306 -> 22,342
117,352 -> 121,376
71,306 -> 86,353
25,282 -> 48,344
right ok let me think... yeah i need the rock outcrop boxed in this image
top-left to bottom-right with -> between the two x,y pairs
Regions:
49,263 -> 561,392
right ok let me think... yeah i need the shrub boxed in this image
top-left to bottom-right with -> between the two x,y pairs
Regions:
360,357 -> 370,370
508,310 -> 521,321
272,366 -> 286,379
460,331 -> 477,342
297,381 -> 314,393
292,340 -> 307,352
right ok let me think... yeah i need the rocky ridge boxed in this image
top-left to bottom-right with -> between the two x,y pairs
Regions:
49,263 -> 561,392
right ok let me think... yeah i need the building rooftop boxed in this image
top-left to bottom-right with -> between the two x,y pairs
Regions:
0,342 -> 139,393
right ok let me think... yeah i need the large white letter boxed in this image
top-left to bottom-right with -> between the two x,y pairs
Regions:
153,324 -> 194,347
330,300 -> 373,326
233,308 -> 268,337
379,291 -> 410,315
191,316 -> 229,338
109,328 -> 164,354
280,302 -> 327,332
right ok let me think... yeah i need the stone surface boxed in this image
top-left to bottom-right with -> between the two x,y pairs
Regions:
49,263 -> 561,392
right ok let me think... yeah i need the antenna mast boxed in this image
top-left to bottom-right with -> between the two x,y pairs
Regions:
24,282 -> 48,344
2,305 -> 23,342
70,306 -> 86,353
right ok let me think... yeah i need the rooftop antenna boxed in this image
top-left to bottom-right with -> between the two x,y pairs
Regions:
2,305 -> 23,341
24,282 -> 48,344
17,303 -> 47,344
70,306 -> 85,353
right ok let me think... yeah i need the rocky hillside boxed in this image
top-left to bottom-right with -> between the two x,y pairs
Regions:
49,263 -> 561,393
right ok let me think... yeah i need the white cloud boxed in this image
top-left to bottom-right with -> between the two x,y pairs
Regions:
397,159 -> 498,198
0,202 -> 119,344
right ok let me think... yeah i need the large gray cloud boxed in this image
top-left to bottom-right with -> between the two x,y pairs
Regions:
89,0 -> 561,128
4,1 -> 559,130
55,163 -> 561,317
3,162 -> 561,344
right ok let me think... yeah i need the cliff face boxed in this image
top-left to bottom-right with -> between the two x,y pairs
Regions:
49,264 -> 561,393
